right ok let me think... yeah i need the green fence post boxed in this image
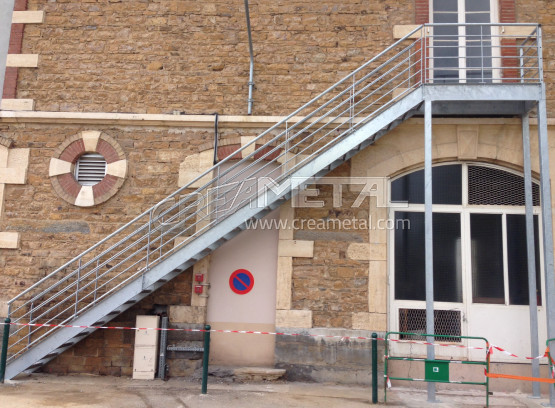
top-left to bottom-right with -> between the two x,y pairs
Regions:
0,317 -> 11,383
372,332 -> 378,404
201,324 -> 211,394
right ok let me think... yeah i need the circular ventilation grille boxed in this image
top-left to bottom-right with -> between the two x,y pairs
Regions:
75,153 -> 107,186
50,131 -> 127,207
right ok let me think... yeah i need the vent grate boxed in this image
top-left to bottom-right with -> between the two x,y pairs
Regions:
398,308 -> 461,342
468,166 -> 540,206
75,153 -> 107,186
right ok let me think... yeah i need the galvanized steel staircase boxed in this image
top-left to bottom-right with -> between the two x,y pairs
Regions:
3,23 -> 542,379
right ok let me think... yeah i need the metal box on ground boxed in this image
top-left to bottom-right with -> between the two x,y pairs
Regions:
132,315 -> 160,380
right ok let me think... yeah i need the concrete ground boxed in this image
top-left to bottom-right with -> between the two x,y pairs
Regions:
0,374 -> 553,407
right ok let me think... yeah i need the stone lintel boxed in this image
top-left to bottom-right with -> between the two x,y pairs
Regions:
276,310 -> 312,328
0,231 -> 20,249
351,312 -> 386,332
0,167 -> 26,184
278,240 -> 314,258
168,305 -> 206,324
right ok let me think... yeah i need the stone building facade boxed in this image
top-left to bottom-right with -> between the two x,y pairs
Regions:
1,0 -> 555,388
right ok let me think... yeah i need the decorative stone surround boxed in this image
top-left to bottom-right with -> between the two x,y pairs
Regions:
178,137 -> 284,188
275,201 -> 315,328
49,131 -> 127,207
0,135 -> 30,249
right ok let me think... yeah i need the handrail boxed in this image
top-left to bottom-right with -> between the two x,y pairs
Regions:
7,23 -> 426,306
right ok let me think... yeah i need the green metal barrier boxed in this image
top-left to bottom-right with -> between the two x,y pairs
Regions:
384,331 -> 490,407
201,324 -> 211,394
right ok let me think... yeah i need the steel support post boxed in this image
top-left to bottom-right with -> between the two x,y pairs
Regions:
536,24 -> 555,406
0,0 -> 15,109
424,99 -> 436,402
538,97 -> 555,406
522,113 -> 541,398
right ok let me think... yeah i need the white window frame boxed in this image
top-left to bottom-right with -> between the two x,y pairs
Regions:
428,0 -> 500,83
388,162 -> 545,361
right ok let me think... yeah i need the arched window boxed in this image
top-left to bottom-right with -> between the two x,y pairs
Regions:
390,163 -> 543,351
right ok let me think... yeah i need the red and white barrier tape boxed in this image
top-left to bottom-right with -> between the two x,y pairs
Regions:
1,322 -> 551,360
488,345 -> 549,360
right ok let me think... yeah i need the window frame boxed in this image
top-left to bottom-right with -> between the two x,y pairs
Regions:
428,0 -> 500,83
388,162 -> 545,350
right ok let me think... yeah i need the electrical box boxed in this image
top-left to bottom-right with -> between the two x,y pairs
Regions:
132,315 -> 160,380
425,360 -> 450,383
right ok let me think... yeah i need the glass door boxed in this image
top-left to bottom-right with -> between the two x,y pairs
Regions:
431,0 -> 497,83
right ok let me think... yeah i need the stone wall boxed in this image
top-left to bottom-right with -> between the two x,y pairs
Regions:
291,162 -> 370,329
16,0 -> 412,115
0,122 -> 267,301
10,1 -> 555,117
44,268 -> 193,376
275,327 -> 384,386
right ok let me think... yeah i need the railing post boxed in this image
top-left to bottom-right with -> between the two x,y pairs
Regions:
201,324 -> 211,394
27,302 -> 33,347
0,317 -> 10,383
372,332 -> 378,404
93,259 -> 99,303
519,47 -> 524,83
74,259 -> 81,315
146,210 -> 152,270
480,25 -> 484,83
421,27 -> 427,85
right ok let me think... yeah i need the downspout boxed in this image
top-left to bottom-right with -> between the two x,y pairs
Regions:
244,0 -> 254,115
213,113 -> 219,165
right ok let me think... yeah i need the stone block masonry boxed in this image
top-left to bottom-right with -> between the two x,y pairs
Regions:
44,268 -> 193,376
17,0 -> 413,115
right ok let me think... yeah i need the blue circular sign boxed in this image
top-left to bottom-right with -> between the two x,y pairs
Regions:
229,269 -> 254,295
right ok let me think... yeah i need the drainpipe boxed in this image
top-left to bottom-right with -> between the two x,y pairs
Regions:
213,113 -> 219,165
244,0 -> 254,115
0,0 -> 16,110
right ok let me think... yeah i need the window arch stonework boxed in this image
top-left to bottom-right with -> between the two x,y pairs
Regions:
49,131 -> 127,207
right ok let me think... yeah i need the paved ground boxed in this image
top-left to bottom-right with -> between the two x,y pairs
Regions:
0,374 -> 553,407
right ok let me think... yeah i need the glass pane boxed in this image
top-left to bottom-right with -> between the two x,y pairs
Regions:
507,215 -> 542,305
468,166 -> 541,206
434,0 -> 457,12
433,12 -> 458,24
391,165 -> 462,204
471,214 -> 504,304
465,0 -> 490,12
433,24 -> 459,82
395,212 -> 462,302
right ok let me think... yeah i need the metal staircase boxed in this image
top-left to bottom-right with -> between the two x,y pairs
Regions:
3,23 -> 543,380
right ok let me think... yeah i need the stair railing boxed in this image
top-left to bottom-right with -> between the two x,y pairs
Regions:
5,23 -> 541,362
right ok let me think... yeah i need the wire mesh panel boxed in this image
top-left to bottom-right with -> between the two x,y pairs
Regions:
468,165 -> 540,206
398,308 -> 462,342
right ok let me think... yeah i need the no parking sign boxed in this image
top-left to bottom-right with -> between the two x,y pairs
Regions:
229,269 -> 254,295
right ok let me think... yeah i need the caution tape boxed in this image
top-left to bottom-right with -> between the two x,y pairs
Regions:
484,368 -> 555,383
0,321 -> 553,361
487,345 -> 549,360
